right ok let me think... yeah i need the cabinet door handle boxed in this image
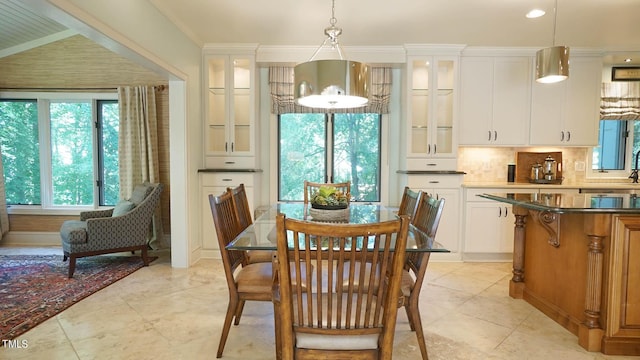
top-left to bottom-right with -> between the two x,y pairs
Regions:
566,131 -> 571,142
231,142 -> 234,152
505,206 -> 508,217
225,142 -> 228,152
488,131 -> 492,141
560,131 -> 565,142
433,144 -> 437,154
426,163 -> 437,167
224,161 -> 236,165
427,144 -> 431,154
222,178 -> 233,182
494,130 -> 498,141
498,207 -> 502,217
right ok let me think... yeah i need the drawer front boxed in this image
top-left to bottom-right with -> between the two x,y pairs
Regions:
200,173 -> 255,187
408,174 -> 463,189
205,156 -> 256,169
406,158 -> 458,171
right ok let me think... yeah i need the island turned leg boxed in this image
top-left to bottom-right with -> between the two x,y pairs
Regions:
578,214 -> 609,352
510,205 -> 528,299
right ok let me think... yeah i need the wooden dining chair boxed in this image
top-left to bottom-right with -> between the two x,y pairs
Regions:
208,190 -> 273,358
272,213 -> 410,360
398,186 -> 421,217
303,180 -> 351,205
402,191 -> 445,360
227,183 -> 272,264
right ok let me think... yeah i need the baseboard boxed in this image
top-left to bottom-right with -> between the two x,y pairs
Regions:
2,232 -> 61,247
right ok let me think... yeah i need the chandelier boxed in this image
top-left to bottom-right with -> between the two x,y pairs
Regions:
294,0 -> 370,109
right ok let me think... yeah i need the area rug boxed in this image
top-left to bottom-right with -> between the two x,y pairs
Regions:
0,254 -> 156,340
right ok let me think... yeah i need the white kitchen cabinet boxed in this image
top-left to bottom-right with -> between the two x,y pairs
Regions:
406,174 -> 463,260
463,187 -> 579,260
405,55 -> 459,170
529,56 -> 602,146
459,56 -> 532,145
203,45 -> 258,169
200,172 -> 258,258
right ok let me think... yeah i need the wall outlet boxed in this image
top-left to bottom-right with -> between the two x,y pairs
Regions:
575,161 -> 585,172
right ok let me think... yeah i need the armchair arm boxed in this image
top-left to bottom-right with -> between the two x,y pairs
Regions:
81,208 -> 114,221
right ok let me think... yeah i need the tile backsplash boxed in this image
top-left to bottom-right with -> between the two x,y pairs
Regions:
458,147 -> 588,184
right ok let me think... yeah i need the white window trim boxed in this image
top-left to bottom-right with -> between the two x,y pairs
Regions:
0,92 -> 117,213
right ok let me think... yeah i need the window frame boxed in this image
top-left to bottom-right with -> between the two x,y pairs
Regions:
587,119 -> 639,180
0,92 -> 118,214
276,112 -> 384,203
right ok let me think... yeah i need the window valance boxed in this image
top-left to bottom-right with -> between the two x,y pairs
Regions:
601,82 -> 640,121
269,66 -> 392,114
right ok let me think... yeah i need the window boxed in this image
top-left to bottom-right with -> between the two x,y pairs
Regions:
0,93 -> 119,208
590,119 -> 640,177
278,113 -> 381,202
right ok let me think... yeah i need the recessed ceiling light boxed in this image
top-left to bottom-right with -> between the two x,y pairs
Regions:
526,9 -> 546,18
625,58 -> 632,63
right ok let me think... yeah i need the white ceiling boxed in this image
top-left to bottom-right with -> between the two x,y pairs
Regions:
2,0 -> 640,65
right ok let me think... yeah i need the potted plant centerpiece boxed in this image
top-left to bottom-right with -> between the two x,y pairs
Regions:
310,186 -> 350,209
309,186 -> 350,222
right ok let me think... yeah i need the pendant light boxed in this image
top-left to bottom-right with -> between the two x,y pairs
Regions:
294,0 -> 370,109
535,0 -> 569,84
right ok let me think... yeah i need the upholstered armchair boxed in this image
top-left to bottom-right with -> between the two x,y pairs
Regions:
60,182 -> 163,278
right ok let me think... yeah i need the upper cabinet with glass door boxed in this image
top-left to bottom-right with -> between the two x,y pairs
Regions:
406,53 -> 460,170
203,46 -> 257,169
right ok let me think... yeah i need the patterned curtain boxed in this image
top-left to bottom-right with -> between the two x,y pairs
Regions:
0,146 -> 8,239
117,86 -> 165,249
601,82 -> 640,120
269,66 -> 392,114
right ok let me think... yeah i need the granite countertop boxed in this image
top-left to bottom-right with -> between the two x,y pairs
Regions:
463,181 -> 640,190
479,192 -> 640,214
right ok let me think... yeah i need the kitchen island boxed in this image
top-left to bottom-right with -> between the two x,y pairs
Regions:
480,192 -> 640,355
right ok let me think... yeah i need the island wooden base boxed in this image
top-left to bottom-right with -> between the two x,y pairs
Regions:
510,207 -> 640,356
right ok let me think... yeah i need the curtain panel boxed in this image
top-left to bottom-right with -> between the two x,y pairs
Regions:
0,146 -> 8,239
269,66 -> 392,114
117,86 -> 165,249
601,82 -> 640,120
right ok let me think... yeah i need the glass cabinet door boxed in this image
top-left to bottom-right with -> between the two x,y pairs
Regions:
205,55 -> 254,156
207,57 -> 227,153
408,57 -> 455,158
232,58 -> 251,153
435,59 -> 454,154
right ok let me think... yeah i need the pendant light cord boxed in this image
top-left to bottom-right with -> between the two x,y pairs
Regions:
308,0 -> 345,61
552,0 -> 558,46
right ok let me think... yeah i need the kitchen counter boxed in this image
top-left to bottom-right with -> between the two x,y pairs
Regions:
482,191 -> 640,355
479,192 -> 640,214
463,181 -> 640,191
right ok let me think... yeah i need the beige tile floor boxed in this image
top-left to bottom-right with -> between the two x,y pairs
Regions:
0,246 -> 637,360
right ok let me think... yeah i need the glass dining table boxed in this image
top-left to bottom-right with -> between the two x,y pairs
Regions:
227,202 -> 450,253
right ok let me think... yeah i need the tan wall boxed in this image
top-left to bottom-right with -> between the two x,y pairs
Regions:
0,35 -> 171,234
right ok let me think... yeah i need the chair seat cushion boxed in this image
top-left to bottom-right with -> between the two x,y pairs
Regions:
238,261 -> 312,293
296,333 -> 379,350
60,220 -> 88,244
236,262 -> 273,293
294,293 -> 380,350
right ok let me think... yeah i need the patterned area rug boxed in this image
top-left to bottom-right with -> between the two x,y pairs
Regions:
0,254 -> 155,340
